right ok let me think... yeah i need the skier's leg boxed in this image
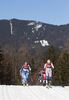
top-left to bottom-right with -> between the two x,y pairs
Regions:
46,76 -> 48,85
43,74 -> 46,86
49,76 -> 51,86
26,72 -> 29,85
43,79 -> 45,86
49,70 -> 52,87
21,73 -> 23,85
22,72 -> 26,86
22,78 -> 23,85
40,76 -> 42,85
40,78 -> 42,85
46,70 -> 48,85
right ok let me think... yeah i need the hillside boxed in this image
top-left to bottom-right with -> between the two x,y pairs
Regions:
0,19 -> 69,86
0,19 -> 69,50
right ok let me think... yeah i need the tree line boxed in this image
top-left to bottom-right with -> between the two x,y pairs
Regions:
0,44 -> 69,86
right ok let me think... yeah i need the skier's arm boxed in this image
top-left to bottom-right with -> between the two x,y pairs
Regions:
51,63 -> 54,76
38,72 -> 41,80
20,66 -> 24,75
38,72 -> 40,78
28,65 -> 31,71
51,63 -> 54,70
44,64 -> 46,69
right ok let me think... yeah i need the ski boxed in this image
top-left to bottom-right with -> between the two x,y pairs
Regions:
46,86 -> 49,89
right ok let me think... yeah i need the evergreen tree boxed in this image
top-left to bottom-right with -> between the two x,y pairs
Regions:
61,51 -> 69,85
55,51 -> 69,86
43,45 -> 58,64
0,45 -> 4,84
54,57 -> 63,85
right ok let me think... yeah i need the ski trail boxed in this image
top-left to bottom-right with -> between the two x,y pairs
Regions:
39,86 -> 69,100
9,86 -> 45,100
39,86 -> 64,100
30,86 -> 52,100
27,86 -> 47,100
25,86 -> 41,100
2,85 -> 12,100
52,86 -> 69,99
8,85 -> 38,100
8,86 -> 25,100
0,85 -> 5,100
0,85 -> 69,100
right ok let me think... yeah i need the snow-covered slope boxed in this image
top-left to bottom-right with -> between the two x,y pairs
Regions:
0,85 -> 69,100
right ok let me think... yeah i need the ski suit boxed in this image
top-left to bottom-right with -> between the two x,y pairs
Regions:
20,65 -> 31,84
42,69 -> 46,85
44,63 -> 54,83
38,69 -> 46,85
38,71 -> 43,84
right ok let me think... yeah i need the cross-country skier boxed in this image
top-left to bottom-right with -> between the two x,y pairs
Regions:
42,69 -> 46,86
38,68 -> 46,86
38,70 -> 43,85
44,59 -> 54,88
20,62 -> 31,86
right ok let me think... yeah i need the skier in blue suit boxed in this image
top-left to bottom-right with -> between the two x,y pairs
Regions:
20,62 -> 31,86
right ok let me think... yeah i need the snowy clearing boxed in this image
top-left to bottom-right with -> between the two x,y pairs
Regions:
40,40 -> 49,46
34,24 -> 42,31
27,22 -> 35,26
0,85 -> 69,100
34,40 -> 49,46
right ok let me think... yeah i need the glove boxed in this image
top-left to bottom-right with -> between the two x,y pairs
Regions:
20,73 -> 22,76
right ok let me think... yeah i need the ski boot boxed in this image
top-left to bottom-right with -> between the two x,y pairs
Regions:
49,85 -> 52,88
22,84 -> 25,87
46,85 -> 48,88
46,81 -> 49,88
26,84 -> 29,87
49,81 -> 52,88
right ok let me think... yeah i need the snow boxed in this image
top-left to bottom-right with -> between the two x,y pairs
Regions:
27,22 -> 35,26
28,22 -> 42,32
0,85 -> 69,100
27,37 -> 30,40
36,37 -> 38,39
34,41 -> 39,43
43,25 -> 46,31
35,24 -> 42,29
34,24 -> 42,31
40,40 -> 49,46
10,20 -> 13,34
34,40 -> 49,47
32,30 -> 34,33
27,22 -> 42,31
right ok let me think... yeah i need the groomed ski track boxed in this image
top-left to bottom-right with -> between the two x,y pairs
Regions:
0,85 -> 69,100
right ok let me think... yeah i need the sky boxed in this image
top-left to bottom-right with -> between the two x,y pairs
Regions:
0,0 -> 69,25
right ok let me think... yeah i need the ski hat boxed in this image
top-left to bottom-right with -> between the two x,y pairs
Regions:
24,61 -> 27,64
47,59 -> 51,63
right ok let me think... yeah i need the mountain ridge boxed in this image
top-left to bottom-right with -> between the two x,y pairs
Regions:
0,19 -> 69,50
